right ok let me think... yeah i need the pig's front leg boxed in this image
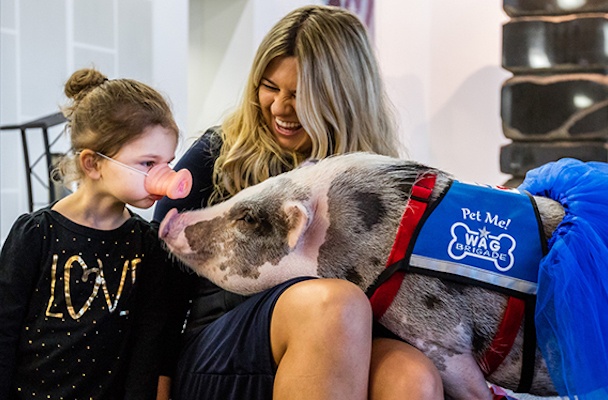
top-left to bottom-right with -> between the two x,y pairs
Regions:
441,353 -> 493,400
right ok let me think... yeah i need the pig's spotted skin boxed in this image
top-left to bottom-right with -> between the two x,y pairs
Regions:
351,189 -> 386,232
184,177 -> 311,281
183,217 -> 228,261
316,166 -> 414,290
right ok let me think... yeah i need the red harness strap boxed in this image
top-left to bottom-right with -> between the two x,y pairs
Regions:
480,296 -> 526,377
368,174 -> 526,379
369,175 -> 435,320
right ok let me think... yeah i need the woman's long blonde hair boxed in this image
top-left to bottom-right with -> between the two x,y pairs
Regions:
212,5 -> 400,203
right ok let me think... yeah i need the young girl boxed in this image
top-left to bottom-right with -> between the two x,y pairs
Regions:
0,68 -> 180,399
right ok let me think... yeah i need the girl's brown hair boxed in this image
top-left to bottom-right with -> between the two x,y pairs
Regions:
57,68 -> 178,186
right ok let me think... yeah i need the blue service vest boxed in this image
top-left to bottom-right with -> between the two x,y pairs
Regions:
408,181 -> 546,295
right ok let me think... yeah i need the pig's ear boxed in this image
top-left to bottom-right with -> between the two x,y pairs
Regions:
284,202 -> 309,249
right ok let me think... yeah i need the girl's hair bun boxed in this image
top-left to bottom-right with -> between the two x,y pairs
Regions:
64,68 -> 108,101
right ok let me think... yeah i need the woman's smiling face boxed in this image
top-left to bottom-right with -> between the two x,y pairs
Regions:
258,56 -> 312,154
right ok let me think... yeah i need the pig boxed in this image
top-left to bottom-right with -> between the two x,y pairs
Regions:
159,152 -> 570,400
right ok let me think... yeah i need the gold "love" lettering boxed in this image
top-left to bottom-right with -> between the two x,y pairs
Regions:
45,254 -> 141,319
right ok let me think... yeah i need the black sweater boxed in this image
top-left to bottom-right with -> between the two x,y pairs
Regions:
0,207 -> 171,399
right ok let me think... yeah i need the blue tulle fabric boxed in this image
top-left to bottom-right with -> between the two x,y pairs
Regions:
518,158 -> 608,399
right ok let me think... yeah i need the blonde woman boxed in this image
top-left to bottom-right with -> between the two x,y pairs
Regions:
154,5 -> 443,400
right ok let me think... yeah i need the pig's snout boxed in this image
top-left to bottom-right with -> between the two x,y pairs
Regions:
159,208 -> 180,240
159,208 -> 197,256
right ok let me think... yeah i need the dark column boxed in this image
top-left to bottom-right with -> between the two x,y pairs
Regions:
500,1 -> 608,186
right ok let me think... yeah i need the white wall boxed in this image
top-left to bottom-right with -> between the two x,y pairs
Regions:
376,1 -> 511,185
1,0 -> 511,243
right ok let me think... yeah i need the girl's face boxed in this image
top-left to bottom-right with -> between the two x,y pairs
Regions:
98,125 -> 177,209
258,56 -> 312,154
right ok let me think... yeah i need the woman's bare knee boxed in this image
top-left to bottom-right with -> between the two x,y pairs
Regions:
369,337 -> 444,400
271,279 -> 373,400
271,279 -> 372,360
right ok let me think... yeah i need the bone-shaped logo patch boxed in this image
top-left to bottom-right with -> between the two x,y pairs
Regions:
447,223 -> 516,271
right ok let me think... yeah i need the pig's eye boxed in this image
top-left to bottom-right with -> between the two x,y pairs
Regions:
241,213 -> 256,224
235,209 -> 257,225
232,206 -> 273,235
